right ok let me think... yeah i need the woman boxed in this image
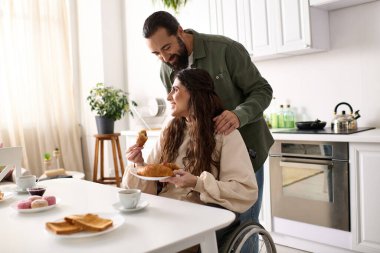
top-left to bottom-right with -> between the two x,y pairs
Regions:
123,68 -> 257,215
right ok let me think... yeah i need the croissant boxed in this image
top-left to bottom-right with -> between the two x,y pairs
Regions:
161,163 -> 180,171
137,164 -> 175,177
136,130 -> 148,147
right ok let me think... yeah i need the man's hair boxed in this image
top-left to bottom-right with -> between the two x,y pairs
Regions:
143,11 -> 180,38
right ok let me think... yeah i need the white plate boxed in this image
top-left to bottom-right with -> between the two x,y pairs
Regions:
11,197 -> 61,213
112,201 -> 149,213
45,212 -> 124,238
129,167 -> 171,181
0,192 -> 15,202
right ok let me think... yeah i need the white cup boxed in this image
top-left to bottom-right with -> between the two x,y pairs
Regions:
118,189 -> 141,209
16,175 -> 36,190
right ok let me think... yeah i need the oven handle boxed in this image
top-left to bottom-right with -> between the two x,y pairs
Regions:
280,161 -> 331,170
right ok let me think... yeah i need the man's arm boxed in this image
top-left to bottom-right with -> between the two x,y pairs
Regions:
225,41 -> 273,127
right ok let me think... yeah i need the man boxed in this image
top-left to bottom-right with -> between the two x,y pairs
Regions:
143,11 -> 274,251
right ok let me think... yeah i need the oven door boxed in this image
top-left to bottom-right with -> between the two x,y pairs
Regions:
270,156 -> 350,231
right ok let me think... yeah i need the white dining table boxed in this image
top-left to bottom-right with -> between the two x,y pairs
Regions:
0,178 -> 235,253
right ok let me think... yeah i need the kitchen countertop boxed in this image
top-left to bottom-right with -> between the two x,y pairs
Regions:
271,127 -> 380,143
122,128 -> 380,143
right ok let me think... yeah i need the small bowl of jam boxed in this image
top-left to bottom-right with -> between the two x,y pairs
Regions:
27,186 -> 46,196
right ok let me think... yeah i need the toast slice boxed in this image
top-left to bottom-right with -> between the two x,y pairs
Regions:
65,213 -> 113,232
64,214 -> 85,224
46,221 -> 83,235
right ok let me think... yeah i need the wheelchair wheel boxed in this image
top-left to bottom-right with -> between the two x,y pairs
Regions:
219,221 -> 276,253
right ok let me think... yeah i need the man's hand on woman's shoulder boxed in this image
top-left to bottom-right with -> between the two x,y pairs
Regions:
213,110 -> 240,135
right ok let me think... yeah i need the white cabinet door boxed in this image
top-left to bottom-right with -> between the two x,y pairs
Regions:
273,0 -> 329,56
350,143 -> 380,253
210,0 -> 277,57
249,0 -> 277,57
260,159 -> 272,230
209,0 -> 246,46
275,0 -> 311,52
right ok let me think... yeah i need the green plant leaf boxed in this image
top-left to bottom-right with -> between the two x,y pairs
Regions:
44,152 -> 51,161
153,0 -> 188,13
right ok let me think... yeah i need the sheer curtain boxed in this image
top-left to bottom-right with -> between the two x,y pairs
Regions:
0,0 -> 83,176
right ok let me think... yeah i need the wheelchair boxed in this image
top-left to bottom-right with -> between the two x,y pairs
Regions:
218,221 -> 277,253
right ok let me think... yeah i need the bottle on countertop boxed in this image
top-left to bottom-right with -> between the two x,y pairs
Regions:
284,104 -> 295,128
269,97 -> 279,128
278,104 -> 285,128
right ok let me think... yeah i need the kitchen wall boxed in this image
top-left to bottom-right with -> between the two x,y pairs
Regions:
123,0 -> 380,129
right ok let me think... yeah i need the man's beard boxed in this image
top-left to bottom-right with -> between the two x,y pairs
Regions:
165,36 -> 189,71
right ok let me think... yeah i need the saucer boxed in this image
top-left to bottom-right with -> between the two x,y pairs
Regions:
14,187 -> 29,194
112,200 -> 149,213
2,186 -> 28,194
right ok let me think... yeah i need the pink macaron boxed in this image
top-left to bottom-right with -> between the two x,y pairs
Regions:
43,196 -> 56,206
17,200 -> 32,209
28,195 -> 42,201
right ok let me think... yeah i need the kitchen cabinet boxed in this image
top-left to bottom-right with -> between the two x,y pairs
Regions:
273,0 -> 329,55
248,0 -> 277,57
208,0 -> 246,48
209,0 -> 329,60
260,160 -> 272,230
310,0 -> 377,10
350,143 -> 380,253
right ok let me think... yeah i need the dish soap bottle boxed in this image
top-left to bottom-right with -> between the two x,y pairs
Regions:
284,104 -> 295,128
268,97 -> 278,128
278,104 -> 285,128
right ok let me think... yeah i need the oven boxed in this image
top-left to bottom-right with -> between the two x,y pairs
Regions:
269,140 -> 350,231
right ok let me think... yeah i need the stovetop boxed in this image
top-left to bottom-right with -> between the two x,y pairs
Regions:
272,127 -> 376,135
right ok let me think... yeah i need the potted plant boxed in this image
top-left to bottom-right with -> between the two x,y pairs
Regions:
87,83 -> 136,134
156,0 -> 188,12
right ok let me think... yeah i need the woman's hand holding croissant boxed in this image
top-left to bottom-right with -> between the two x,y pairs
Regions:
126,144 -> 144,165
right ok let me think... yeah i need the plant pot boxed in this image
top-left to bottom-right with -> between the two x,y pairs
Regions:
95,116 -> 115,134
44,160 -> 52,171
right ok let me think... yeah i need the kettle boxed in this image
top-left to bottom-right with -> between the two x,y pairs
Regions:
331,102 -> 360,132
